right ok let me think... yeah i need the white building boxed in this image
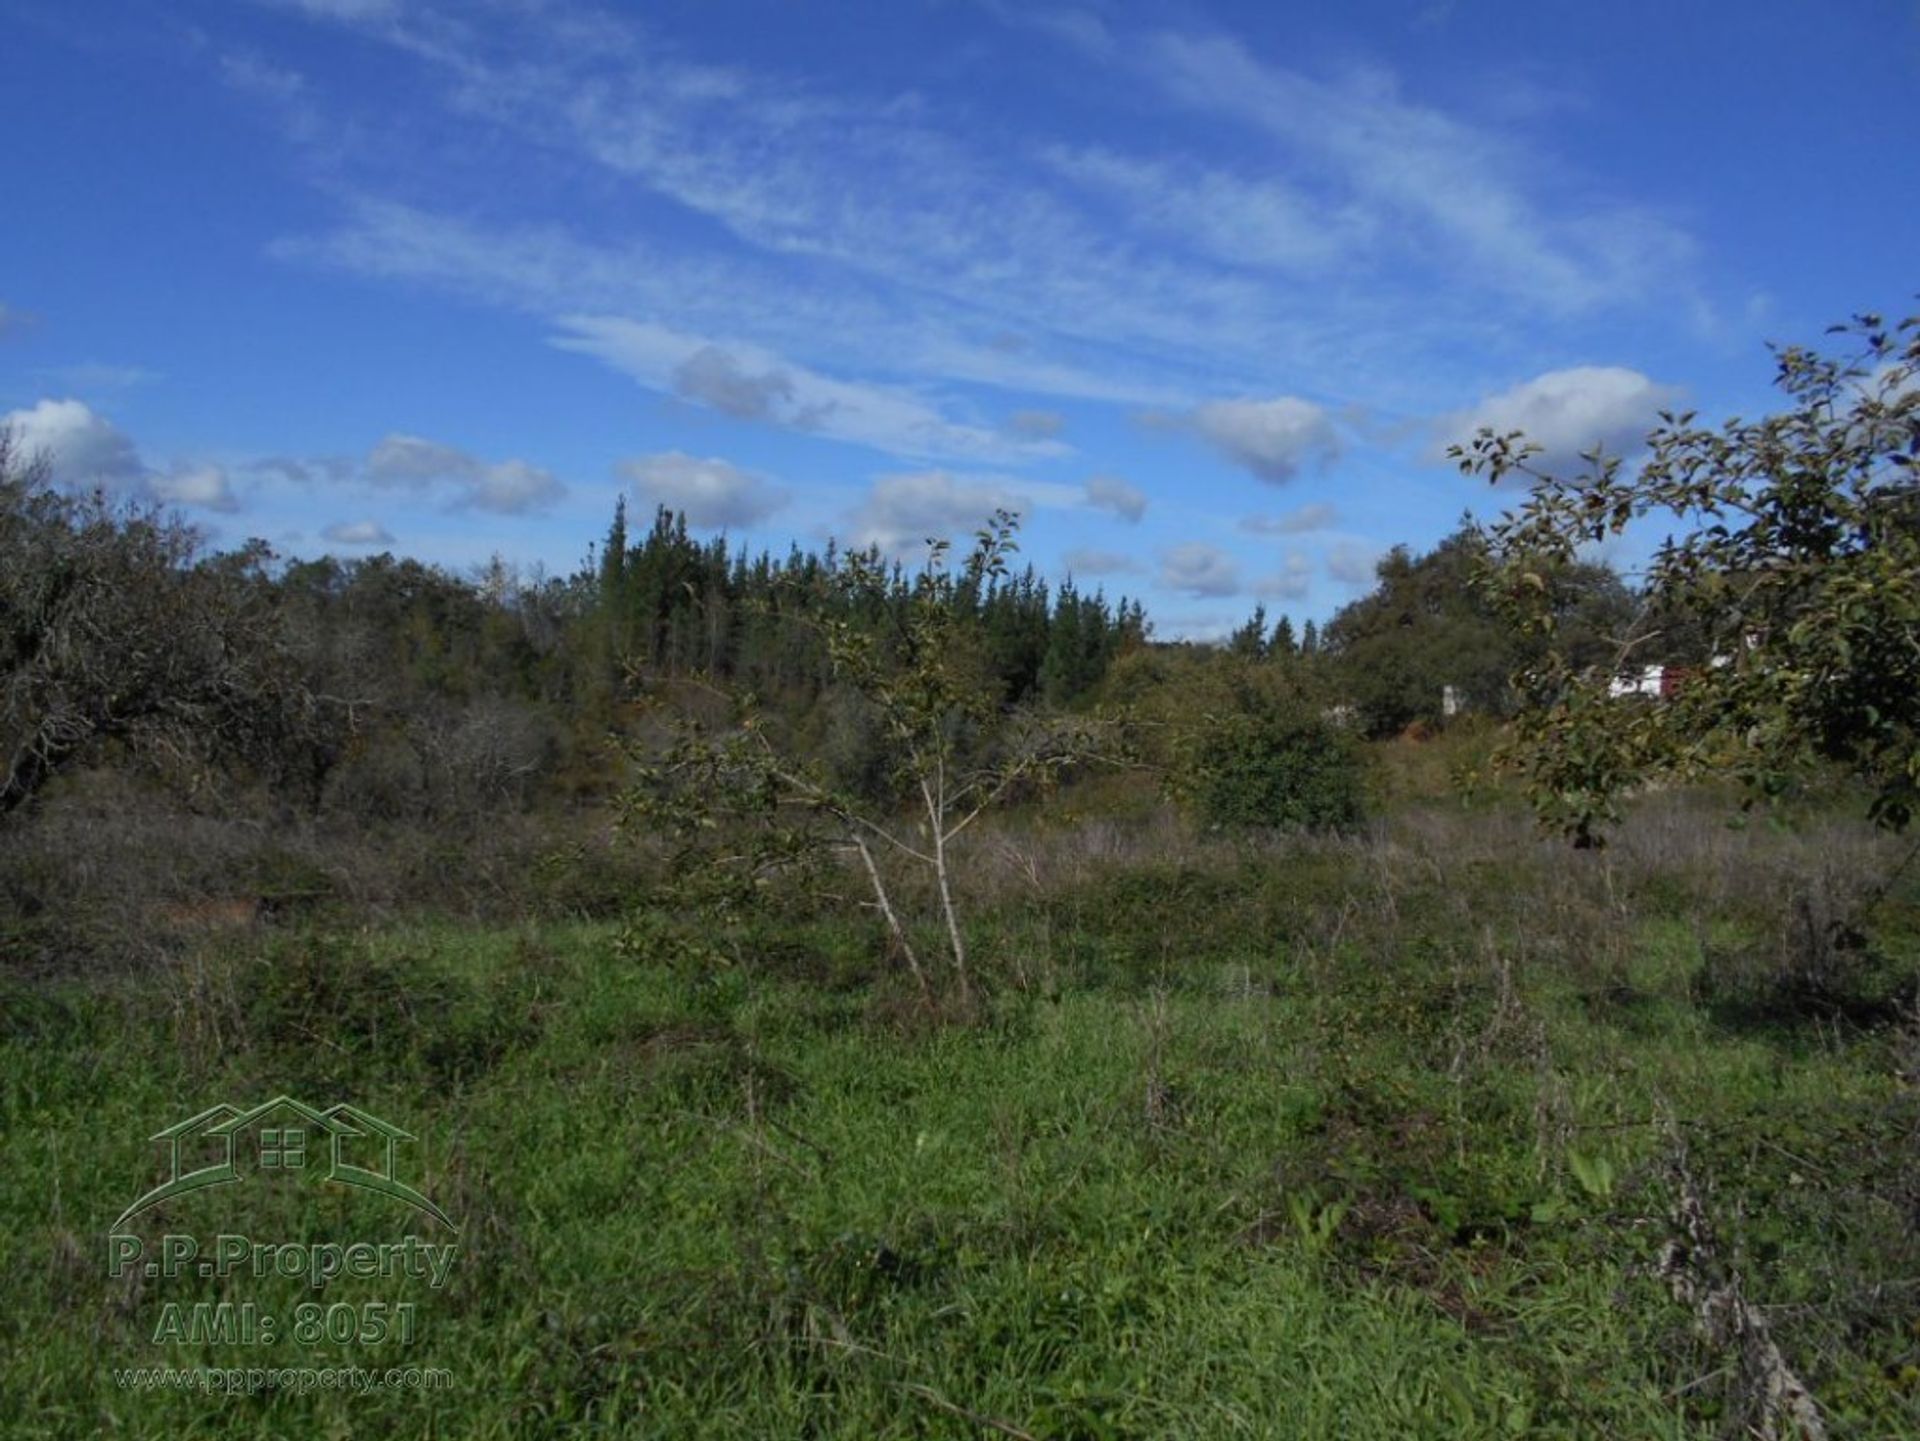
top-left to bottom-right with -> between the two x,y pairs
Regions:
1607,665 -> 1665,699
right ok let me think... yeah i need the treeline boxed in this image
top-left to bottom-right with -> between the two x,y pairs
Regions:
1,446 -> 1154,829
4,403 -> 1660,843
1220,525 -> 1636,739
0,435 -> 1659,971
586,501 -> 1148,709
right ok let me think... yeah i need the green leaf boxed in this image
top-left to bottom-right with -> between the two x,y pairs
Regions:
1568,1150 -> 1615,1202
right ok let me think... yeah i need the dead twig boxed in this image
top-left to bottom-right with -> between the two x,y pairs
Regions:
1650,1113 -> 1827,1441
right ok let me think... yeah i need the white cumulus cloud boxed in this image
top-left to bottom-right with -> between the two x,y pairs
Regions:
844,471 -> 1030,559
1434,366 -> 1683,479
671,346 -> 800,422
322,519 -> 396,545
1084,473 -> 1148,522
1327,540 -> 1381,588
1160,541 -> 1241,597
1192,396 -> 1341,483
1253,552 -> 1314,599
366,432 -> 565,513
150,464 -> 240,513
367,433 -> 475,483
3,398 -> 144,489
466,459 -> 565,514
619,451 -> 788,529
1062,547 -> 1142,577
2,398 -> 241,513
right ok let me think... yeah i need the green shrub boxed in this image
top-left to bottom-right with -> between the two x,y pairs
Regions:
1191,707 -> 1363,832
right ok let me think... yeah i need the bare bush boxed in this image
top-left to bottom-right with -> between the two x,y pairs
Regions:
1,429 -> 336,821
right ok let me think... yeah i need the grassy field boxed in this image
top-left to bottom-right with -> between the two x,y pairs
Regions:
4,785 -> 1919,1437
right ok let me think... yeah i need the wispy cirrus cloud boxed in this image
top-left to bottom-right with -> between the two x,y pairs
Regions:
1128,31 -> 1694,313
1241,503 -> 1338,535
1041,145 -> 1366,276
249,0 -> 1701,442
1062,546 -> 1142,577
218,50 -> 323,144
1007,408 -> 1065,440
254,0 -> 405,20
554,316 -> 1063,464
36,362 -> 161,393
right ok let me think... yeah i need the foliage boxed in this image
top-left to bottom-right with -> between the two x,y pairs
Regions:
1192,702 -> 1363,832
1099,644 -> 1359,831
1457,307 -> 1920,844
1227,603 -> 1272,659
10,796 -> 1920,1436
1322,524 -> 1631,738
625,513 -> 1119,1000
1,417 -> 1143,832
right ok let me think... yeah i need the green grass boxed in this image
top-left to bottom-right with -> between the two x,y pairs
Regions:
4,800 -> 1918,1437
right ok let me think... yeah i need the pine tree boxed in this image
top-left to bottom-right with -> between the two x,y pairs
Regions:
1228,604 -> 1269,659
593,497 -> 634,694
1270,614 -> 1297,656
600,497 -> 628,604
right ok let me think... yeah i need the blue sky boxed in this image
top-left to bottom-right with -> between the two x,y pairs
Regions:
3,0 -> 1916,638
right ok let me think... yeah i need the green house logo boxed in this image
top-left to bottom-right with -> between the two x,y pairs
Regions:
115,1097 -> 456,1231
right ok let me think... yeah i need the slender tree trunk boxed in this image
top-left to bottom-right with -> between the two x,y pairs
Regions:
852,833 -> 931,1005
924,761 -> 970,999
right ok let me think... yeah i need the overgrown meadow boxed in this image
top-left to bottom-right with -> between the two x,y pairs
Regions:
5,745 -> 1918,1438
